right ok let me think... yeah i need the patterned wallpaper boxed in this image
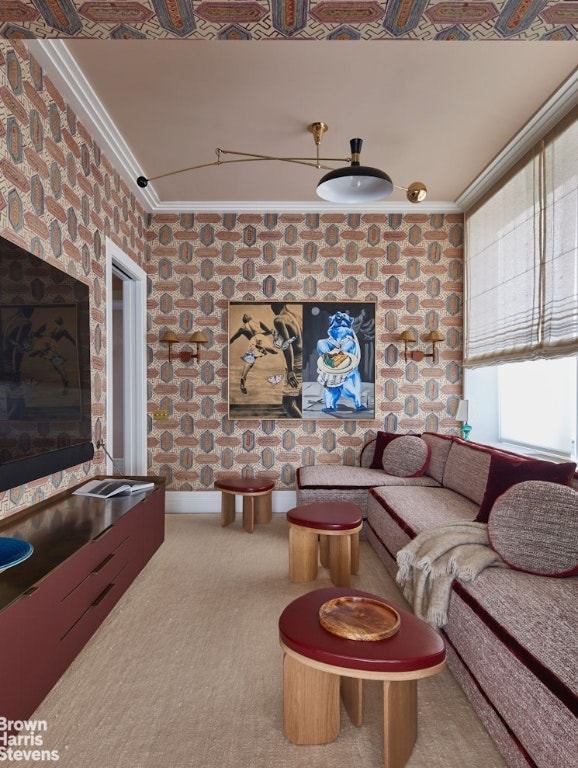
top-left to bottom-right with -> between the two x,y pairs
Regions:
146,211 -> 464,491
0,40 -> 463,517
0,41 -> 146,518
1,0 -> 576,40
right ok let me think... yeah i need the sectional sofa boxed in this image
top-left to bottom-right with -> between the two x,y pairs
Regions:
296,432 -> 578,768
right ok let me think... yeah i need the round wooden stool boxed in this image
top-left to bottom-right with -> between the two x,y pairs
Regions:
215,476 -> 275,533
286,501 -> 363,587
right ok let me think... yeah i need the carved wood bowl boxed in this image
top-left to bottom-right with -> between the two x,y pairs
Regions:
319,596 -> 401,641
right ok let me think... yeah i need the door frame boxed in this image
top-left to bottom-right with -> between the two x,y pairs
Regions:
105,237 -> 147,476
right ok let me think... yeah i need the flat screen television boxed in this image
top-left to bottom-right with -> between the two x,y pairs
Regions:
0,235 -> 94,492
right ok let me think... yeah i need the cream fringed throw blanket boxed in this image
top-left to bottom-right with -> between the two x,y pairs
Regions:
396,522 -> 504,629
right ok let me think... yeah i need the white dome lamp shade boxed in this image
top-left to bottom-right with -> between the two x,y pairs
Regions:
316,138 -> 394,204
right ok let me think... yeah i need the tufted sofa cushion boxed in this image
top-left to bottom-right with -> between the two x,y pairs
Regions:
442,439 -> 492,506
422,432 -> 453,484
297,464 -> 439,491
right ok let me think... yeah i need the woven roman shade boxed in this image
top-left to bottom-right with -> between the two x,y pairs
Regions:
464,105 -> 578,368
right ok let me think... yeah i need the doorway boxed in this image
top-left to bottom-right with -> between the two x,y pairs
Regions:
105,238 -> 147,476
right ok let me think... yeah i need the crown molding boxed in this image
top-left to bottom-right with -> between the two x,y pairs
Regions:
27,40 -> 160,211
456,66 -> 578,211
151,200 -> 462,214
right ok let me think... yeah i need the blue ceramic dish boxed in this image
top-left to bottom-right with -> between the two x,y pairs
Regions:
0,537 -> 34,573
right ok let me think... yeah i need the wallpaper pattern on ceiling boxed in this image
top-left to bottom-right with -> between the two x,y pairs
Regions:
0,0 -> 576,40
146,211 -> 464,491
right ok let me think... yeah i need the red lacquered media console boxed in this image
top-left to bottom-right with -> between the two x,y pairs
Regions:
0,476 -> 165,722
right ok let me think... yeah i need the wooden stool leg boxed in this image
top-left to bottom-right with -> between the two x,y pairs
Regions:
283,653 -> 340,745
289,525 -> 318,582
220,492 -> 236,527
351,531 -> 360,574
319,534 -> 329,568
254,491 -> 272,524
329,533 -> 351,587
382,679 -> 417,768
242,495 -> 255,533
341,676 -> 363,726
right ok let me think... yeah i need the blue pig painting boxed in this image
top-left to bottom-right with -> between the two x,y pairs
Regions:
316,311 -> 367,412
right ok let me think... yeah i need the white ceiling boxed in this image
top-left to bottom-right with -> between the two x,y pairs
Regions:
28,40 -> 578,213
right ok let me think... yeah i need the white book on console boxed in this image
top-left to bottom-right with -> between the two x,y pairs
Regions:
73,478 -> 155,498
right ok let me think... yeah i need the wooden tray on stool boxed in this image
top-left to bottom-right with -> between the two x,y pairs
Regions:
319,596 -> 400,641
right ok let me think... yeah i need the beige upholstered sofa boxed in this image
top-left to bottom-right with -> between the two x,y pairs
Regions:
296,432 -> 578,768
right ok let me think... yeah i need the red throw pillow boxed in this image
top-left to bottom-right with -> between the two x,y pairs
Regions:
475,452 -> 576,523
369,431 -> 400,469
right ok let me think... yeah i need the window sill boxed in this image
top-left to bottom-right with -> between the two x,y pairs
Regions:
492,440 -> 575,464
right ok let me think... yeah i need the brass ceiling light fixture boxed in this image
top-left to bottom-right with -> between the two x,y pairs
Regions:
136,122 -> 427,205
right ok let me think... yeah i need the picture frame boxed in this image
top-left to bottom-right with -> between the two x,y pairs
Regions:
228,301 -> 376,420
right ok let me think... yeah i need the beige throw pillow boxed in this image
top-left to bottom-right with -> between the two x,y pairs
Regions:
488,480 -> 578,577
382,435 -> 430,478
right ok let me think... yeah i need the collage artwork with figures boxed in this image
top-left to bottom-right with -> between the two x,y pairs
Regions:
228,301 -> 375,420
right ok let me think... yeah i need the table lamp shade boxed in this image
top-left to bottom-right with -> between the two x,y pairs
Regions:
456,400 -> 469,422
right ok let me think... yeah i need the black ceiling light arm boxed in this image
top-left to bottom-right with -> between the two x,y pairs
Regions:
136,123 -> 427,204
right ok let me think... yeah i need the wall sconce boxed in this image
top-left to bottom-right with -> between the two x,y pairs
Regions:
399,330 -> 416,363
160,330 -> 208,363
399,329 -> 445,363
455,399 -> 472,440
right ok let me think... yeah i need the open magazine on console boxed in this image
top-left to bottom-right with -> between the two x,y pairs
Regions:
73,478 -> 155,498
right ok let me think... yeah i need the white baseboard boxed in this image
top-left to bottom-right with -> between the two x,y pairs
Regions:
166,490 -> 297,514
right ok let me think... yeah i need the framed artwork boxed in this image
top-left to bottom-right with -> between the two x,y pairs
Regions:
0,303 -> 83,421
228,301 -> 375,420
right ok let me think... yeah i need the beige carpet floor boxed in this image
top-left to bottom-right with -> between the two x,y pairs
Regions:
30,514 -> 507,768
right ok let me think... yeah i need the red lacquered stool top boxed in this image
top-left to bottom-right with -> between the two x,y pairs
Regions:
287,501 -> 362,531
215,477 -> 275,494
279,587 -> 446,674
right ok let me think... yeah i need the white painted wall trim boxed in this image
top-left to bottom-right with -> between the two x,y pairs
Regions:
166,490 -> 297,514
456,67 -> 578,211
151,200 -> 461,214
27,40 -> 155,209
105,238 -> 148,476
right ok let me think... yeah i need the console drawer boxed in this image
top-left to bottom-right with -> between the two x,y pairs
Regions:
53,533 -> 132,636
58,559 -> 135,659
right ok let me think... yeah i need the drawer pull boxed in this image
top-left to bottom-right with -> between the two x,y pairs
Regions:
61,581 -> 115,639
92,553 -> 115,573
23,586 -> 38,597
91,582 -> 115,607
92,524 -> 114,541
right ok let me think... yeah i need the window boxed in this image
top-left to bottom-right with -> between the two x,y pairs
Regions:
498,356 -> 577,458
464,105 -> 578,367
462,102 -> 578,462
464,357 -> 577,461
